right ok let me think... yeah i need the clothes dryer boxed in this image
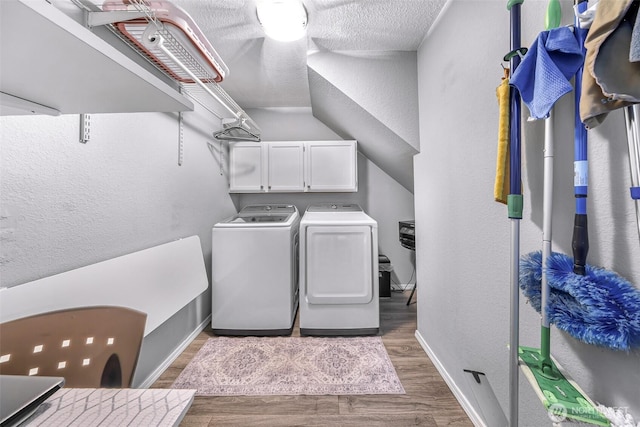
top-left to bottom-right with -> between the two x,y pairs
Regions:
211,204 -> 299,335
299,203 -> 379,335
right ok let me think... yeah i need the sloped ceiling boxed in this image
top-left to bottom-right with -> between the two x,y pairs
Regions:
173,0 -> 449,108
309,66 -> 418,192
308,51 -> 420,192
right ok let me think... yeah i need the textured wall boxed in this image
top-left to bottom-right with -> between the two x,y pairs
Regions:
0,108 -> 235,287
415,0 -> 640,425
308,51 -> 420,150
308,52 -> 420,192
0,103 -> 237,385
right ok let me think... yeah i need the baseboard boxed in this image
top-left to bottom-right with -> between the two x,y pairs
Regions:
414,330 -> 486,427
138,314 -> 211,389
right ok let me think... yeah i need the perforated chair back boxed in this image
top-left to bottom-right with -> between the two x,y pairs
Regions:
0,306 -> 146,388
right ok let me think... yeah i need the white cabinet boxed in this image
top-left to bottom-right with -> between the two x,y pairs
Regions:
229,140 -> 357,193
229,142 -> 267,192
305,141 -> 357,192
267,142 -> 305,192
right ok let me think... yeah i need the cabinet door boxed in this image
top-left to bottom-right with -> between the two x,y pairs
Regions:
229,142 -> 266,192
267,142 -> 305,192
305,141 -> 357,192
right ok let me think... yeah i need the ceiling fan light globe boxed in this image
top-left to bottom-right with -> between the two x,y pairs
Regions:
256,0 -> 308,42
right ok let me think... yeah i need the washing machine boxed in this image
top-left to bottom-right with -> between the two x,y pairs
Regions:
211,204 -> 299,335
299,203 -> 379,335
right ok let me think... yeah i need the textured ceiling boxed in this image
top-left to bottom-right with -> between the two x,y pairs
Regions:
172,0 -> 448,108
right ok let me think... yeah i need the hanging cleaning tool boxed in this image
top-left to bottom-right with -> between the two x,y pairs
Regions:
524,251 -> 640,350
520,107 -> 640,353
535,1 -> 640,352
509,0 -> 584,381
519,345 -> 610,426
625,104 -> 640,244
531,0 -> 562,384
517,1 -> 640,424
517,0 -> 640,351
514,1 -> 610,426
543,0 -> 640,352
572,0 -> 590,278
510,0 -> 583,366
538,0 -> 562,380
505,1 -> 525,425
494,67 -> 511,205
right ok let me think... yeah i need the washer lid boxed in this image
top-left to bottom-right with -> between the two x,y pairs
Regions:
229,214 -> 291,224
306,203 -> 362,212
240,204 -> 297,214
215,204 -> 299,227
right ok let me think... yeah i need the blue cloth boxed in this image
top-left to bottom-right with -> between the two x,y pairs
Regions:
510,27 -> 584,120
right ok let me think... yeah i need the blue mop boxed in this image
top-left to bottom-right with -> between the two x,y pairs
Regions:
521,251 -> 640,351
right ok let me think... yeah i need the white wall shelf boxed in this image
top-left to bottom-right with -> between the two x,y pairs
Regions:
83,0 -> 260,135
0,0 -> 193,115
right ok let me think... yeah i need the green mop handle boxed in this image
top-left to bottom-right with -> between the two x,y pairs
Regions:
540,0 -> 561,378
545,0 -> 561,30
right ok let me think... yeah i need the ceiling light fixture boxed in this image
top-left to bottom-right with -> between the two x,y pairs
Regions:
256,0 -> 308,42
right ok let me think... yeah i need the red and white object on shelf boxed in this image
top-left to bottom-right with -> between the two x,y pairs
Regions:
102,0 -> 229,83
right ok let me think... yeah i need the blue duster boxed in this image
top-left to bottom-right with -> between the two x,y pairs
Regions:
520,251 -> 640,351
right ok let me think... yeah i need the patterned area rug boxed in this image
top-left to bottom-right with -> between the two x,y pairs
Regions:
171,336 -> 405,396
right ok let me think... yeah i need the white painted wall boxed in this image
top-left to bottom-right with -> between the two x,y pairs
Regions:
415,1 -> 640,425
0,102 -> 237,385
308,53 -> 419,192
241,108 -> 416,288
307,51 -> 420,150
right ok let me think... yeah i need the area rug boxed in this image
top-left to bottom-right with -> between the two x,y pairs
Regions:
171,336 -> 405,396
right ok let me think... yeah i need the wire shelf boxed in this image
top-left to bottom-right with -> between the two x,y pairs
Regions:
75,0 -> 259,135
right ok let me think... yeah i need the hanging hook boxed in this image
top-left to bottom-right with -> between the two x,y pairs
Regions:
503,47 -> 528,62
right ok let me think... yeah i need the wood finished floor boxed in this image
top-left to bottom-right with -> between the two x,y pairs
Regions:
152,291 -> 473,427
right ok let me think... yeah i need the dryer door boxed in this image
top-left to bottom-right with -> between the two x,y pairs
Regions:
304,225 -> 373,304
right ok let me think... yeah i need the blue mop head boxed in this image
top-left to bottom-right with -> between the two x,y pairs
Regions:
520,251 -> 640,351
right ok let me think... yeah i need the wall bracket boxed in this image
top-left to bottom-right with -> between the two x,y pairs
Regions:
79,113 -> 91,144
